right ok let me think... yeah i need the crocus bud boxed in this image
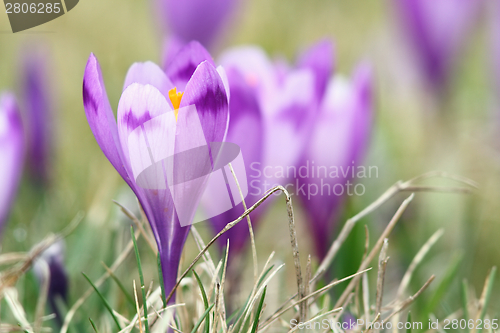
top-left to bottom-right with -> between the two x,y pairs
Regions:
394,0 -> 480,94
0,92 -> 24,235
298,63 -> 373,258
21,51 -> 52,185
33,241 -> 68,326
155,0 -> 239,49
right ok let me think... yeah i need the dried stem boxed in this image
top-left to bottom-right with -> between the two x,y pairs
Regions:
164,185 -> 305,321
374,239 -> 389,333
228,162 -> 258,284
334,194 -> 415,308
312,174 -> 474,285
384,275 -> 435,322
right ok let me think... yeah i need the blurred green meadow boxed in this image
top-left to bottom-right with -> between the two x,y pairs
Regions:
0,0 -> 499,330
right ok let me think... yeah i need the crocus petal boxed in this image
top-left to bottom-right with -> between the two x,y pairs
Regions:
216,65 -> 230,101
165,41 -> 215,90
218,46 -> 278,97
156,0 -> 238,48
117,83 -> 173,170
83,54 -> 131,185
0,93 -> 24,234
204,68 -> 265,255
123,61 -> 174,101
162,36 -> 185,71
170,104 -> 213,227
297,39 -> 335,101
263,68 -> 316,184
22,51 -> 51,184
298,63 -> 373,258
180,60 -> 229,145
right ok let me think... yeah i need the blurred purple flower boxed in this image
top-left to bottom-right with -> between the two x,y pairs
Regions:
202,68 -> 264,256
21,52 -> 52,185
33,241 -> 68,326
82,42 -> 229,302
219,40 -> 333,186
298,63 -> 373,258
297,39 -> 335,100
0,92 -> 24,234
155,0 -> 239,49
395,0 -> 480,93
211,40 -> 333,256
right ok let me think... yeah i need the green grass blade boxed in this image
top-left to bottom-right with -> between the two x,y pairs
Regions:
82,272 -> 122,330
89,318 -> 99,333
424,253 -> 463,316
462,279 -> 469,327
157,252 -> 167,308
231,264 -> 274,328
250,286 -> 267,333
104,264 -> 135,307
478,266 -> 497,333
131,226 -> 150,333
406,312 -> 412,333
193,270 -> 210,333
190,303 -> 214,333
257,265 -> 274,288
193,270 -> 209,309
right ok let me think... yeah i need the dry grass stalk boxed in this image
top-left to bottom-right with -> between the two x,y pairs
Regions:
384,275 -> 435,322
334,194 -> 415,309
229,162 -> 259,285
33,261 -> 49,333
312,172 -> 476,285
114,200 -> 157,254
374,238 -> 389,333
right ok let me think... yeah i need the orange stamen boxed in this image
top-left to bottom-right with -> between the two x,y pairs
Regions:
168,87 -> 184,121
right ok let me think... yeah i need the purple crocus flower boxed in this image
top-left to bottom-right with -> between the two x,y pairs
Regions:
395,0 -> 480,93
82,42 -> 229,302
202,67 -> 264,256
297,39 -> 335,101
33,241 -> 68,326
0,92 -> 24,235
209,41 -> 333,255
219,40 -> 333,187
155,0 -> 239,49
21,51 -> 52,185
298,63 -> 373,258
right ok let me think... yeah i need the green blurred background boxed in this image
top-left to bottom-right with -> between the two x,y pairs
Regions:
1,0 -> 499,328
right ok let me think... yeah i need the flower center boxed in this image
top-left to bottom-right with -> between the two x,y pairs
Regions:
168,87 -> 184,121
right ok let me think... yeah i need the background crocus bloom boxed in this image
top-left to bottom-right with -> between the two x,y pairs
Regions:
155,0 -> 239,49
0,93 -> 24,235
202,67 -> 264,257
82,42 -> 228,300
394,0 -> 480,93
209,41 -> 333,258
297,63 -> 373,258
21,51 -> 52,185
219,40 -> 333,187
33,241 -> 68,326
